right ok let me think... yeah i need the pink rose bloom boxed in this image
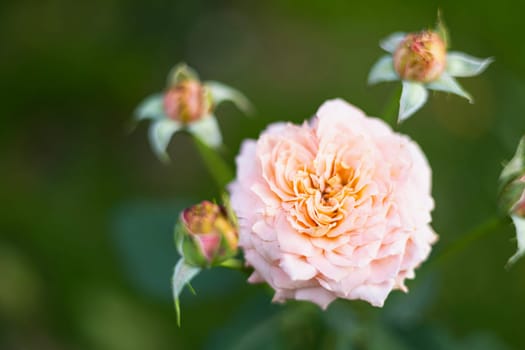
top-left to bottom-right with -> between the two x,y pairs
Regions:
229,99 -> 437,309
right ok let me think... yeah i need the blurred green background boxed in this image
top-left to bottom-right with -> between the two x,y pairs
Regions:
2,0 -> 525,349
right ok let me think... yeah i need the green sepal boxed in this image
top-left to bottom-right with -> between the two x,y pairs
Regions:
435,10 -> 450,48
134,93 -> 166,122
507,215 -> 525,268
368,55 -> 398,85
174,220 -> 209,267
446,52 -> 494,78
221,192 -> 238,228
379,32 -> 406,53
219,258 -> 244,270
426,73 -> 473,103
398,81 -> 427,123
148,119 -> 182,163
499,136 -> 525,188
498,180 -> 525,215
204,81 -> 254,116
187,114 -> 223,149
167,63 -> 200,88
172,258 -> 201,327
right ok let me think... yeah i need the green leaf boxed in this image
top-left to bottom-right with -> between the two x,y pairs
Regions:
134,93 -> 166,121
379,32 -> 406,53
507,215 -> 525,268
167,63 -> 200,88
399,81 -> 428,122
148,119 -> 182,163
368,56 -> 398,85
187,114 -> 223,149
426,73 -> 473,103
219,258 -> 244,270
172,258 -> 201,327
446,52 -> 494,77
205,81 -> 254,116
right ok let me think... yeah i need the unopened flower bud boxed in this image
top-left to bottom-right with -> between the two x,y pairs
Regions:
163,80 -> 212,124
393,31 -> 447,83
175,201 -> 238,267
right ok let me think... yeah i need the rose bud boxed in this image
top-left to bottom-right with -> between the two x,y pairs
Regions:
175,201 -> 238,268
393,31 -> 447,83
163,79 -> 212,124
135,62 -> 253,161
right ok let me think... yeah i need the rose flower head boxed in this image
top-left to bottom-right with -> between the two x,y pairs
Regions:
134,63 -> 253,162
175,200 -> 238,268
368,15 -> 493,123
229,99 -> 437,309
499,136 -> 525,267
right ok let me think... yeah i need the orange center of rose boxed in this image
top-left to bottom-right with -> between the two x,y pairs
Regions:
289,160 -> 362,238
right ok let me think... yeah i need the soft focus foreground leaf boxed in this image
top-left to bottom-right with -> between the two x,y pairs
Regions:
172,258 -> 201,326
112,199 -> 192,300
368,55 -> 398,85
0,244 -> 42,320
507,215 -> 525,267
380,32 -> 406,53
399,81 -> 428,122
167,63 -> 199,87
134,93 -> 166,121
205,81 -> 254,116
322,302 -> 362,350
393,323 -> 510,350
459,332 -> 511,350
187,114 -> 223,149
426,73 -> 473,103
500,136 -> 525,186
368,326 -> 410,350
205,293 -> 283,350
148,119 -> 182,162
75,289 -> 181,350
382,274 -> 437,327
446,52 -> 494,77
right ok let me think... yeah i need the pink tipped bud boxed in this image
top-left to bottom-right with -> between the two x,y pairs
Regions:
163,80 -> 212,124
393,31 -> 447,83
177,201 -> 238,267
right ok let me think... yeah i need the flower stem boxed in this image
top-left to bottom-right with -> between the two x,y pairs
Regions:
426,215 -> 507,271
380,86 -> 402,129
192,136 -> 234,191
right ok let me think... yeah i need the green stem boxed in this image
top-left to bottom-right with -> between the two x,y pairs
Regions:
426,215 -> 506,272
380,86 -> 402,129
192,136 -> 234,191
